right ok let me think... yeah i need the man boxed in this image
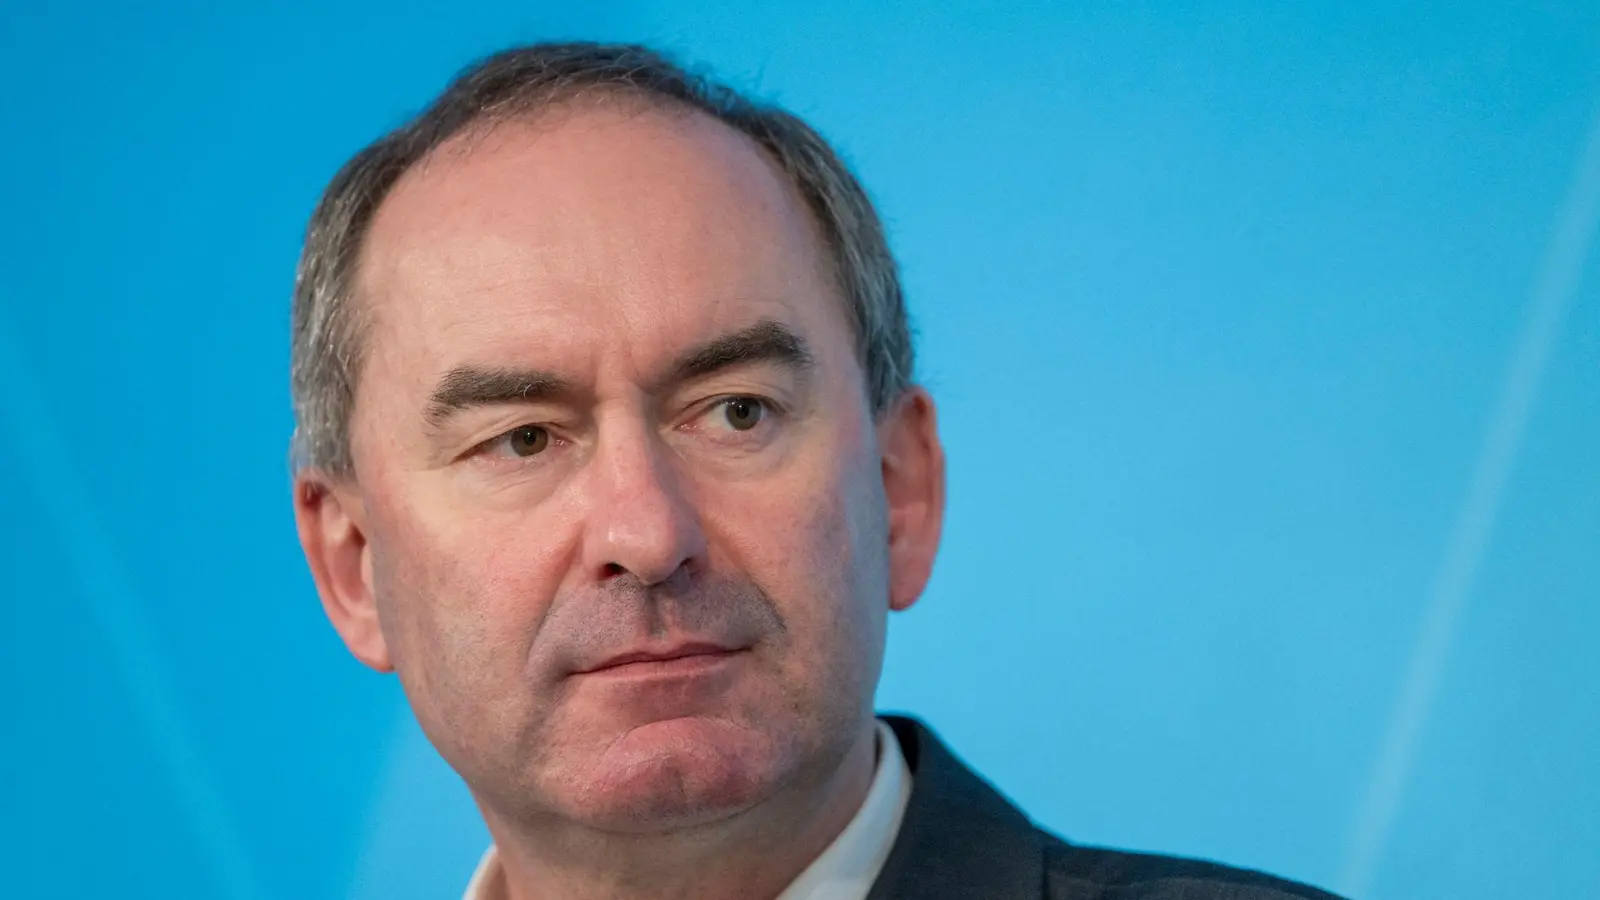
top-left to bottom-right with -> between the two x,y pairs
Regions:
290,42 -> 1341,900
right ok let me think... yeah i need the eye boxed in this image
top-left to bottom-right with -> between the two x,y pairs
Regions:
489,424 -> 550,458
720,397 -> 766,431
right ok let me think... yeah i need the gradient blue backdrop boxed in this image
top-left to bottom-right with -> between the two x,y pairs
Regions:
4,2 -> 1598,898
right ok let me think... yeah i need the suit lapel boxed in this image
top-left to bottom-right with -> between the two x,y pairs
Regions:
867,716 -> 1045,900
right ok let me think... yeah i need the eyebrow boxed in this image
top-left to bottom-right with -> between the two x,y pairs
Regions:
424,367 -> 574,428
668,319 -> 815,385
422,319 -> 814,428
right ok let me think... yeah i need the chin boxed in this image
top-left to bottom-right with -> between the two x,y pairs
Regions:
564,716 -> 784,832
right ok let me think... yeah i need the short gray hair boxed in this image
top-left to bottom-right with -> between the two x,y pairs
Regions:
290,41 -> 912,475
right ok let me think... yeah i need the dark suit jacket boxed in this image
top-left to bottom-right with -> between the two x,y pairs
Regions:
869,716 -> 1346,900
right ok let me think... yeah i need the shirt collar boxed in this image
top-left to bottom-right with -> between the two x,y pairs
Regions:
463,719 -> 912,900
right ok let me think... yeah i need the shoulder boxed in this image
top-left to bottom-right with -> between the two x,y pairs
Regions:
1041,834 -> 1347,900
874,715 -> 1346,900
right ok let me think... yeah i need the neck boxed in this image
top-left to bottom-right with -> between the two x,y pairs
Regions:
480,721 -> 879,900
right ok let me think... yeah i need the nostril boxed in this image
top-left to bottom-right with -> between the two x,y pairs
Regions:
601,562 -> 627,578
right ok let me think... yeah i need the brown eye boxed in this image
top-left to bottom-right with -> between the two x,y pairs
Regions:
507,425 -> 549,457
723,397 -> 765,431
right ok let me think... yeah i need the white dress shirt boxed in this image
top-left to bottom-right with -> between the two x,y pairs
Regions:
463,720 -> 913,900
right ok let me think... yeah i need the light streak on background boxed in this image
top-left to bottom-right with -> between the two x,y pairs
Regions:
0,320 -> 271,900
1340,106 -> 1600,898
346,711 -> 487,900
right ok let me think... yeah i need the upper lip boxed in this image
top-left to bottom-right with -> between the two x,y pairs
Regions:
578,642 -> 742,674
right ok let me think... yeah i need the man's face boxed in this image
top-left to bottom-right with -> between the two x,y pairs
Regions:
298,103 -> 942,832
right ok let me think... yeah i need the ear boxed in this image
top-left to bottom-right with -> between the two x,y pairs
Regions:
294,471 -> 392,672
877,387 -> 946,612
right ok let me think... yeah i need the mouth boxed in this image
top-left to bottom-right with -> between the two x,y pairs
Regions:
576,642 -> 747,678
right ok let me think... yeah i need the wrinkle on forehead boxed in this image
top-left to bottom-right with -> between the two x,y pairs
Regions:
359,101 -> 826,299
351,102 -> 844,386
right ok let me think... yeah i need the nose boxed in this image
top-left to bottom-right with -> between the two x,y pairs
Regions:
580,418 -> 707,587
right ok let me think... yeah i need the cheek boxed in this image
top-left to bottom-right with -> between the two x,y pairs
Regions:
700,423 -> 891,658
397,478 -> 572,612
366,481 -> 571,704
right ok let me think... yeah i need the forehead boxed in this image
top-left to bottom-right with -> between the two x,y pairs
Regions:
354,102 -> 846,385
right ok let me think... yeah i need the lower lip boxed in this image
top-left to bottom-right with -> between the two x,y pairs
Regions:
580,650 -> 745,681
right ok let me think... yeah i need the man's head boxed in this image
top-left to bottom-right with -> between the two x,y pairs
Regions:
291,43 -> 945,834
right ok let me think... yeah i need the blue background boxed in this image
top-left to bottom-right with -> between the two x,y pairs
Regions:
4,2 -> 1598,898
